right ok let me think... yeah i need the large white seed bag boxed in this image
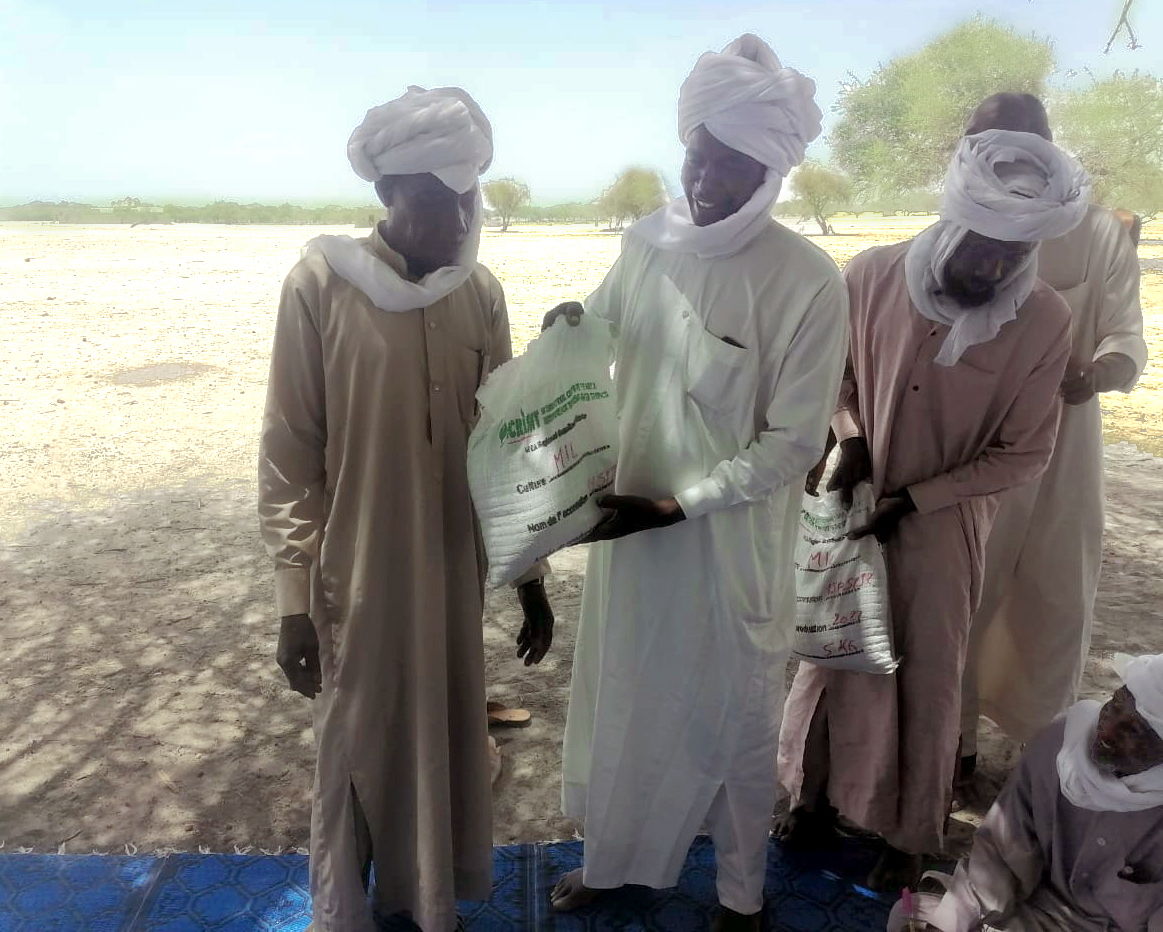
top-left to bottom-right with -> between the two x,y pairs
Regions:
468,314 -> 619,587
793,483 -> 898,674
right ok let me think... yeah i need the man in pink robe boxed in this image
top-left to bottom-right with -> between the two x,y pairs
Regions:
778,129 -> 1088,889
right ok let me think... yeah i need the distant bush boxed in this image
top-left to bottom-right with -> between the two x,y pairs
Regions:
0,200 -> 382,226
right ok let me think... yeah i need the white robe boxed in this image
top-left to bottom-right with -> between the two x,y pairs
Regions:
962,206 -> 1148,750
561,221 -> 848,907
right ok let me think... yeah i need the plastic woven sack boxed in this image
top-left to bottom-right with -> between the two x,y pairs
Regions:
793,483 -> 898,673
468,314 -> 619,587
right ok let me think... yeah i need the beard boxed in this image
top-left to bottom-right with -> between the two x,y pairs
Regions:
942,275 -> 998,308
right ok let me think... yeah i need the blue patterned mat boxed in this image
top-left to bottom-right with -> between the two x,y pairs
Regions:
0,836 -> 893,930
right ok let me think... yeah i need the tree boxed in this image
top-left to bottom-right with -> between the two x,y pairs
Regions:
789,161 -> 852,234
596,167 -> 667,230
832,18 -> 1054,201
1055,72 -> 1163,219
482,178 -> 530,232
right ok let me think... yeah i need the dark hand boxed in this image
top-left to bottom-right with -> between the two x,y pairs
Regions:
588,495 -> 685,541
806,428 -> 838,496
848,493 -> 916,543
516,580 -> 554,665
826,437 -> 873,508
541,301 -> 584,332
1061,359 -> 1097,406
277,614 -> 322,699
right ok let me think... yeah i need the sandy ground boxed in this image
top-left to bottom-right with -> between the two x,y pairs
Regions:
0,218 -> 1160,857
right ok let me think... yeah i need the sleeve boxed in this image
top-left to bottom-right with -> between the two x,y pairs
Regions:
831,257 -> 865,441
906,306 -> 1071,516
485,277 -> 551,586
258,267 -> 328,618
928,751 -> 1047,931
1092,215 -> 1148,390
674,273 -> 850,519
583,236 -> 629,327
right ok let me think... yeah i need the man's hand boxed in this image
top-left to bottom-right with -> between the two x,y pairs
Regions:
587,495 -> 685,541
1060,357 -> 1097,406
826,437 -> 873,508
806,428 -> 838,496
277,614 -> 322,699
1062,352 -> 1137,405
515,580 -> 554,666
541,301 -> 584,332
849,493 -> 916,544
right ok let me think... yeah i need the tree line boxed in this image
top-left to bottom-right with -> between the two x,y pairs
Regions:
6,17 -> 1160,233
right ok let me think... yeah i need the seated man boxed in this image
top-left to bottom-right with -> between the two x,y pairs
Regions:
891,654 -> 1163,931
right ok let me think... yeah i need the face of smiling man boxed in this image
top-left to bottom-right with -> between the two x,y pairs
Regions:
680,125 -> 768,227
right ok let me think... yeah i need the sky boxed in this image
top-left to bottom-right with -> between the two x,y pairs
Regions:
1,0 -> 1160,206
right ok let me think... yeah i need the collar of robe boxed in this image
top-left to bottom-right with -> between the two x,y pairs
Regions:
1056,699 -> 1163,812
627,169 -> 783,260
303,196 -> 483,313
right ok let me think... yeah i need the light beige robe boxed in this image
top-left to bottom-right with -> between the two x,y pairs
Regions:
912,718 -> 1163,931
259,227 -> 511,932
778,241 -> 1071,853
962,206 -> 1148,750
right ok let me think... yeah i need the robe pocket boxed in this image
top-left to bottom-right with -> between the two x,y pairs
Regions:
684,319 -> 750,414
1099,874 -> 1163,928
448,341 -> 489,426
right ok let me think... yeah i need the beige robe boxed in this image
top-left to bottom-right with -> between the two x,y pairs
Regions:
259,227 -> 511,932
962,206 -> 1148,750
919,718 -> 1163,931
778,240 -> 1071,854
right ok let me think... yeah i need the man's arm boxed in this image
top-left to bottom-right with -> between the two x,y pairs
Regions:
259,269 -> 326,697
1062,215 -> 1148,404
674,274 -> 850,519
486,279 -> 554,664
906,310 -> 1071,516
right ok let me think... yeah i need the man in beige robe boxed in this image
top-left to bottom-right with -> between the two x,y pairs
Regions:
778,129 -> 1087,890
959,95 -> 1149,773
259,87 -> 554,932
890,654 -> 1163,931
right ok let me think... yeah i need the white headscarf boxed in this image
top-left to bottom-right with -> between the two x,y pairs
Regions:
630,34 -> 821,259
1056,654 -> 1163,812
347,85 -> 493,194
906,129 -> 1090,365
307,86 -> 492,313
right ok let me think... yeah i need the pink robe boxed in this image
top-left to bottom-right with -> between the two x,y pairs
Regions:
778,240 -> 1071,853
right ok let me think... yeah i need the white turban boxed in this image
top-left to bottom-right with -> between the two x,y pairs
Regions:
942,129 -> 1090,242
1118,653 -> 1163,738
631,34 -> 820,259
347,85 -> 493,194
677,33 -> 822,176
906,129 -> 1091,366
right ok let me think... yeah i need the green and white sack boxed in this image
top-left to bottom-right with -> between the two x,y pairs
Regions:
793,483 -> 897,673
468,314 -> 618,587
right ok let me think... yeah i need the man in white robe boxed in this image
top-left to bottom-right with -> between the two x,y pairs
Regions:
958,94 -> 1149,777
891,654 -> 1163,931
546,35 -> 848,931
259,87 -> 554,932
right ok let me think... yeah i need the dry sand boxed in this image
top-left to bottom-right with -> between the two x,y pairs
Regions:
0,218 -> 1160,856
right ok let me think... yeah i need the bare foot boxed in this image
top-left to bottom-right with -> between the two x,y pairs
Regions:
550,868 -> 601,912
866,845 -> 922,892
772,805 -> 838,850
711,906 -> 762,931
